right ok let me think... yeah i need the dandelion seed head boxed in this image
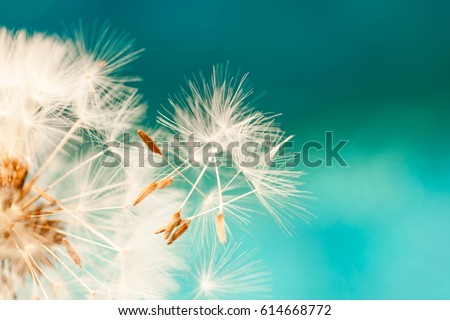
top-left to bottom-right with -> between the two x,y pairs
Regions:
0,26 -> 182,299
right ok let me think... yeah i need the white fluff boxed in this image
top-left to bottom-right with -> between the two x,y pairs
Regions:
0,26 -> 182,299
155,64 -> 309,240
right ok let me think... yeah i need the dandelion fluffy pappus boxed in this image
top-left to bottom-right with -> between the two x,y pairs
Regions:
133,64 -> 310,245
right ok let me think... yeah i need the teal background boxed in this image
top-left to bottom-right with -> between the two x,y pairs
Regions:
3,1 -> 450,299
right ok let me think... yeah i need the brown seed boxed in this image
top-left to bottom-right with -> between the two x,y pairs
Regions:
62,238 -> 81,267
167,219 -> 192,245
216,212 -> 227,244
138,130 -> 163,156
156,176 -> 174,189
164,209 -> 182,239
133,181 -> 158,206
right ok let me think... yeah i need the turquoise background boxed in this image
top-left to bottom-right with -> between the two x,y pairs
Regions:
3,1 -> 450,299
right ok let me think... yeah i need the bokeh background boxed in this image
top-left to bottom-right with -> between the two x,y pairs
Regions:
2,0 -> 449,299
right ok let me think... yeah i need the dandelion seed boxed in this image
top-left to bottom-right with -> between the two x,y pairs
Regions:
138,129 -> 163,156
133,181 -> 158,206
167,219 -> 191,245
163,209 -> 182,240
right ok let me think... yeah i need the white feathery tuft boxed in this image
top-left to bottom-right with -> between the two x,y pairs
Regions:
148,64 -> 309,244
187,241 -> 270,299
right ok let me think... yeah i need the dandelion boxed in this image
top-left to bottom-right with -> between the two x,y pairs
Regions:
0,26 -> 181,299
1,24 -> 310,300
135,64 -> 309,244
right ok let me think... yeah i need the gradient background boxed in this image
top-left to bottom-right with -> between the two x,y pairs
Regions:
2,1 -> 449,299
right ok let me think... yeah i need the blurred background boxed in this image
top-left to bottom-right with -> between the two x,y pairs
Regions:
2,0 -> 449,299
